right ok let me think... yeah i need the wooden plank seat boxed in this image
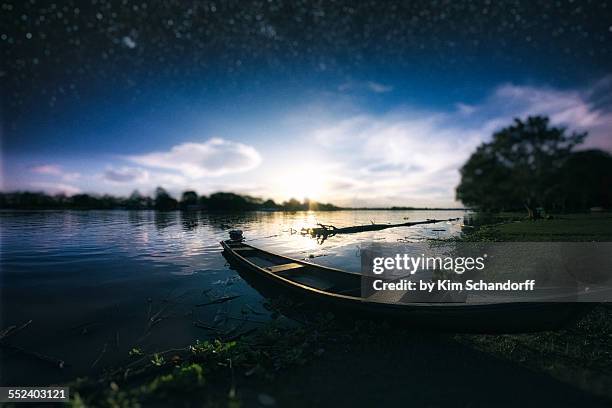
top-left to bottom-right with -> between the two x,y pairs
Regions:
265,263 -> 304,273
234,246 -> 255,250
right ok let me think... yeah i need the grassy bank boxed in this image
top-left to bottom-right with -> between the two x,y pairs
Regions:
456,212 -> 612,401
461,212 -> 612,241
67,310 -> 612,407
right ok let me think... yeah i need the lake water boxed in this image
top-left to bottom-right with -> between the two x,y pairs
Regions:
0,209 -> 465,385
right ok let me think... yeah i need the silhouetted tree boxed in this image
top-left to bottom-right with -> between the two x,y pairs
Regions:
154,187 -> 178,211
206,192 -> 257,210
126,190 -> 149,209
180,190 -> 199,210
556,150 -> 612,211
261,199 -> 279,210
198,195 -> 210,208
71,194 -> 97,209
456,116 -> 587,218
283,198 -> 302,211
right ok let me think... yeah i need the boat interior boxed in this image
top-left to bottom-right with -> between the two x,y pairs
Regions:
226,241 -> 363,297
225,241 -> 469,304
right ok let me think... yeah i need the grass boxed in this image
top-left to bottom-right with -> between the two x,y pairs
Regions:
454,211 -> 612,401
456,306 -> 612,400
67,309 -> 341,407
461,212 -> 612,242
68,313 -> 434,407
67,307 -> 612,407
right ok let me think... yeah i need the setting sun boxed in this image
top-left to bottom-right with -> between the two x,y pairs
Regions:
276,167 -> 329,201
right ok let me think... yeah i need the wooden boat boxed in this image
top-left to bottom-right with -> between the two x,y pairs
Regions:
221,238 -> 591,333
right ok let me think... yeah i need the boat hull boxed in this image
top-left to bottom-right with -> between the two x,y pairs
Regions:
221,240 -> 591,333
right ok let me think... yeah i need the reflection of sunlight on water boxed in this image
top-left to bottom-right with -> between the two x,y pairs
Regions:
1,210 -> 466,276
135,226 -> 150,245
0,210 -> 468,288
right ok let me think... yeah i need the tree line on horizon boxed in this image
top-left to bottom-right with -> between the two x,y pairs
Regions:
0,188 -> 341,211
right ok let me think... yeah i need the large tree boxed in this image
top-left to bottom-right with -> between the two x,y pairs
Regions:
456,116 -> 587,217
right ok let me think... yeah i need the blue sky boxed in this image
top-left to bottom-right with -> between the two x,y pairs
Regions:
3,1 -> 612,207
5,75 -> 611,207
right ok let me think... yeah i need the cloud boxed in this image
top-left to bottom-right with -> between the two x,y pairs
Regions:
365,163 -> 421,174
127,138 -> 262,178
19,80 -> 611,207
470,79 -> 612,151
366,81 -> 393,93
31,164 -> 63,175
338,81 -> 393,94
104,166 -> 149,183
30,164 -> 80,181
306,78 -> 612,207
491,84 -> 602,128
455,103 -> 476,115
29,182 -> 81,195
308,112 -> 483,206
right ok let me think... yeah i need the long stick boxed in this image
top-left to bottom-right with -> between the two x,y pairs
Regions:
0,343 -> 66,368
196,295 -> 241,307
0,320 -> 32,340
303,217 -> 460,236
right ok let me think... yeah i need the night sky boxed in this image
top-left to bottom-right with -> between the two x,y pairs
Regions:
3,0 -> 612,206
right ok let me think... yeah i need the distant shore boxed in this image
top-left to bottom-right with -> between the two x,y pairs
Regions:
0,190 -> 472,211
0,206 -> 471,211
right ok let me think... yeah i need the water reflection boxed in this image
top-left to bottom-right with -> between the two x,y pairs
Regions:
180,211 -> 199,231
154,211 -> 175,230
0,209 -> 465,385
1,210 -> 467,276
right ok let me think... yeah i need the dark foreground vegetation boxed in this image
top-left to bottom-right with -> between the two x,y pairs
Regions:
453,212 -> 612,403
63,305 -> 612,407
0,188 -> 340,211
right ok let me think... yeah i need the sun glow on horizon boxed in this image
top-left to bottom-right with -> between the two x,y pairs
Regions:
275,166 -> 329,202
